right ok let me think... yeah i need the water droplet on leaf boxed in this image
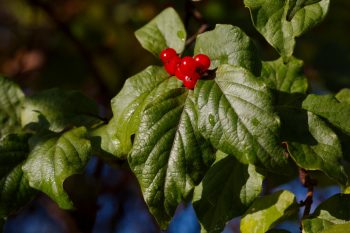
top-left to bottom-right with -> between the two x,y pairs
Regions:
177,31 -> 185,41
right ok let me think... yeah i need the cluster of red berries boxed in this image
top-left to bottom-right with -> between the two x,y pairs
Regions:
160,48 -> 211,89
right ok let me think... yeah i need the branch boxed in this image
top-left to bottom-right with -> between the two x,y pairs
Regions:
26,0 -> 111,106
299,168 -> 317,232
184,0 -> 209,47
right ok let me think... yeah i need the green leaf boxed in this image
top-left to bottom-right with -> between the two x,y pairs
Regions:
0,134 -> 35,219
135,7 -> 186,56
21,88 -> 101,132
244,0 -> 330,59
278,106 -> 348,185
261,57 -> 308,93
302,194 -> 350,233
240,190 -> 298,233
105,66 -> 182,158
194,24 -> 261,76
194,65 -> 291,173
336,89 -> 350,104
0,76 -> 25,138
302,94 -> 350,135
128,89 -> 215,229
0,165 -> 35,219
193,153 -> 263,233
320,223 -> 350,233
22,127 -> 92,209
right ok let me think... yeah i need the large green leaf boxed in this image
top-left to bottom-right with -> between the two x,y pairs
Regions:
240,190 -> 298,233
302,194 -> 350,233
302,94 -> 350,135
128,89 -> 215,229
194,24 -> 261,76
320,223 -> 350,233
336,89 -> 350,104
0,76 -> 25,138
261,57 -> 308,93
135,7 -> 186,56
244,0 -> 330,59
102,66 -> 181,158
278,105 -> 348,185
0,134 -> 35,219
193,152 -> 263,233
21,88 -> 101,132
22,127 -> 92,209
194,65 -> 291,173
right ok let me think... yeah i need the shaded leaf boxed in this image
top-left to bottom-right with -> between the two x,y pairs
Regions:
135,8 -> 186,56
302,194 -> 350,233
194,65 -> 291,173
194,24 -> 261,76
240,190 -> 298,233
193,153 -> 263,233
244,0 -> 330,59
104,66 -> 181,158
302,94 -> 350,135
128,89 -> 215,229
278,105 -> 348,185
261,57 -> 308,93
22,127 -> 92,209
21,88 -> 101,132
0,76 -> 25,138
0,134 -> 35,219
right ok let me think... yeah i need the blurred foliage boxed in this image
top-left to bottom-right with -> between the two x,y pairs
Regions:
0,0 -> 349,232
0,0 -> 349,100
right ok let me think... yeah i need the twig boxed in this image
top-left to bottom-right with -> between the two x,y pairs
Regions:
299,168 -> 317,232
184,0 -> 208,47
26,0 -> 111,106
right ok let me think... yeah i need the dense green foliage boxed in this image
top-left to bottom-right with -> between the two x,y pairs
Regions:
1,0 -> 350,232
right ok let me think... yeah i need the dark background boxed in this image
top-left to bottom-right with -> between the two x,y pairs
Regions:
1,0 -> 349,232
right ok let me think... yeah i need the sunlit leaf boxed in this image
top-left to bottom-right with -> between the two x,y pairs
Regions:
261,57 -> 308,93
244,0 -> 330,59
135,8 -> 186,56
129,89 -> 215,229
194,65 -> 291,173
21,88 -> 101,132
194,24 -> 261,76
302,194 -> 350,233
278,107 -> 348,185
103,66 -> 181,158
302,94 -> 350,135
193,153 -> 263,233
240,190 -> 298,233
22,127 -> 92,209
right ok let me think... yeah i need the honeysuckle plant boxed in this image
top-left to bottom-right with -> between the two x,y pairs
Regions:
1,1 -> 350,232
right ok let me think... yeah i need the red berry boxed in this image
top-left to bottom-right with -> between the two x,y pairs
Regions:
160,48 -> 177,63
164,56 -> 181,75
175,67 -> 186,80
179,56 -> 197,75
194,54 -> 210,72
183,72 -> 200,89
